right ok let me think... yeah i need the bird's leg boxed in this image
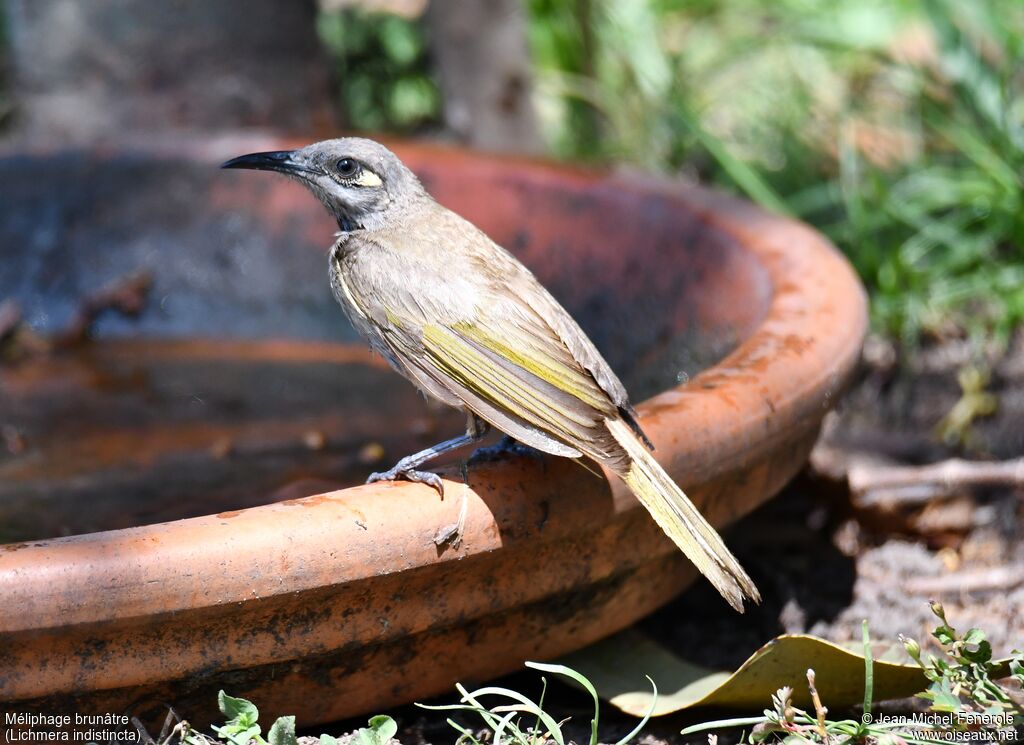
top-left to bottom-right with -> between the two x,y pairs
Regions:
368,413 -> 489,497
469,434 -> 543,464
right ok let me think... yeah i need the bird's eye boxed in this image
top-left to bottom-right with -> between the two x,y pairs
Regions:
336,158 -> 359,178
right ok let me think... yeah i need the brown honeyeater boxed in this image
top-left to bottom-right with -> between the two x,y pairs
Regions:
223,138 -> 760,611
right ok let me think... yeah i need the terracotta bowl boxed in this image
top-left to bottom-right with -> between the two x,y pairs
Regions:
0,139 -> 867,724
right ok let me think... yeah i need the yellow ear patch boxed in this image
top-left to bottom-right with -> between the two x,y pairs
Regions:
354,169 -> 383,187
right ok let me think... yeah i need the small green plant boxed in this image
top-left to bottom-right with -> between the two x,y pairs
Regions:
355,715 -> 398,745
934,365 -> 999,445
136,690 -> 387,745
901,602 -> 1024,725
417,661 -> 657,745
210,692 -> 267,745
205,691 -> 300,745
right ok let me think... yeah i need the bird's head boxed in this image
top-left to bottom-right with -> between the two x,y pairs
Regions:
222,137 -> 424,232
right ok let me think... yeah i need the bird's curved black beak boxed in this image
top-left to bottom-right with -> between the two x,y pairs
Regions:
221,150 -> 301,174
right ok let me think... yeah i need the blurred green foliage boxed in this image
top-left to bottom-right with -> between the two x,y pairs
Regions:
313,2 -> 1023,345
317,8 -> 440,133
528,0 -> 1024,346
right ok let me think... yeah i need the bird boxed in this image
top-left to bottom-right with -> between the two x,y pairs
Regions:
223,138 -> 760,611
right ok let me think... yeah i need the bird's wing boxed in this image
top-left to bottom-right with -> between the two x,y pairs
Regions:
470,245 -> 653,448
412,291 -> 632,467
522,282 -> 634,414
374,309 -> 584,458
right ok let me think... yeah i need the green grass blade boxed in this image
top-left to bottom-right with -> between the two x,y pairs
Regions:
863,619 -> 874,718
526,662 -> 599,745
690,122 -> 792,216
936,122 -> 1021,193
680,717 -> 766,736
491,709 -> 522,745
612,676 -> 657,745
463,687 -> 565,745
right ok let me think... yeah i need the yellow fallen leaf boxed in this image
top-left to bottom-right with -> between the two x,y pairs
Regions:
558,629 -> 926,716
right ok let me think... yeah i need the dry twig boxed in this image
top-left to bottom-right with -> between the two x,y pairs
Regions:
904,566 -> 1024,595
806,669 -> 829,745
849,457 -> 1024,506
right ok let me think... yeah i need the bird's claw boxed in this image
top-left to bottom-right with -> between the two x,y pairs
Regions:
367,467 -> 445,497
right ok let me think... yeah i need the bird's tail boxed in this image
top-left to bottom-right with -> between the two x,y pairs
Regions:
605,417 -> 760,612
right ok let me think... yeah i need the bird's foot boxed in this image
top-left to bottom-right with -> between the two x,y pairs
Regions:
469,435 -> 542,464
367,464 -> 445,497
